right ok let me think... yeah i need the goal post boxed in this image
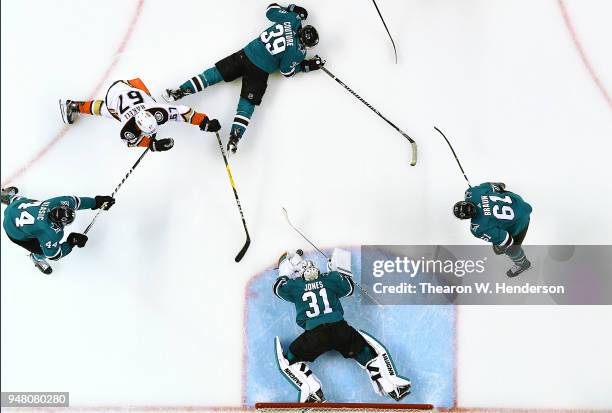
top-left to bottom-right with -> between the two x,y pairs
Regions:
255,402 -> 437,413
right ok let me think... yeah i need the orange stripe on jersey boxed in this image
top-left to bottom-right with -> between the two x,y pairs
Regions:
137,136 -> 152,148
190,112 -> 207,126
127,78 -> 151,96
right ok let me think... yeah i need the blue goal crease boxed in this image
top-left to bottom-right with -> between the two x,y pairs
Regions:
244,247 -> 455,407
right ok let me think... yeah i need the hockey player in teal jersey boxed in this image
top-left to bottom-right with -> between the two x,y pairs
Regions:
272,250 -> 411,403
453,182 -> 533,277
1,187 -> 114,274
163,3 -> 323,154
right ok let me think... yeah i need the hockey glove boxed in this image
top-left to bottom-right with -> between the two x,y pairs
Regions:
491,182 -> 507,192
93,195 -> 115,210
199,117 -> 222,133
493,245 -> 506,255
300,55 -> 325,72
288,4 -> 308,19
227,133 -> 241,154
150,138 -> 174,152
68,232 -> 88,248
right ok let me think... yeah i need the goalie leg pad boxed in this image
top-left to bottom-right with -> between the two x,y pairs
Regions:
358,330 -> 412,401
275,337 -> 325,403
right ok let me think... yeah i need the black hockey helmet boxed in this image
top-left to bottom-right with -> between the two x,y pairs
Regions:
49,204 -> 75,227
453,201 -> 476,220
298,25 -> 319,48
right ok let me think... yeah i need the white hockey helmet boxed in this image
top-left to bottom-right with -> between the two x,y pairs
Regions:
135,110 -> 158,136
300,260 -> 320,282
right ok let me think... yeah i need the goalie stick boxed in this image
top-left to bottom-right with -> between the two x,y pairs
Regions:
281,208 -> 384,308
434,126 -> 472,188
371,0 -> 398,63
84,147 -> 150,235
216,132 -> 251,262
321,66 -> 417,166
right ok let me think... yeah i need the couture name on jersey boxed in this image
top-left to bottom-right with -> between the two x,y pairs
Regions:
283,22 -> 295,47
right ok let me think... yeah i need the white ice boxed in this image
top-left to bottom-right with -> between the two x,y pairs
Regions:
1,0 -> 611,410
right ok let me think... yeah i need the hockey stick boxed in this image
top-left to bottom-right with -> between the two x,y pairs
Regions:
216,132 -> 250,262
321,66 -> 417,166
281,207 -> 384,308
84,147 -> 150,235
434,126 -> 472,188
371,0 -> 398,63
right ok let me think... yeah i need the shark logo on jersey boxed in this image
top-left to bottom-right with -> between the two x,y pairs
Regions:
471,223 -> 480,232
465,190 -> 472,198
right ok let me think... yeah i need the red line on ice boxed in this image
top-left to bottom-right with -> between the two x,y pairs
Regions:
557,0 -> 612,111
1,0 -> 146,187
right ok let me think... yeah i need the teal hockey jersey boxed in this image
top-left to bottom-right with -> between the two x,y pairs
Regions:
3,195 -> 95,260
274,271 -> 356,330
466,183 -> 532,246
243,4 -> 307,76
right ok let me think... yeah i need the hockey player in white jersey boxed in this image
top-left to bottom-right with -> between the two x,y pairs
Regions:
273,249 -> 412,402
59,78 -> 221,152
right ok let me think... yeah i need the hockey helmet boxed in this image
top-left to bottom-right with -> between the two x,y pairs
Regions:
49,204 -> 76,227
300,260 -> 320,282
298,25 -> 319,48
135,110 -> 158,136
453,201 -> 476,219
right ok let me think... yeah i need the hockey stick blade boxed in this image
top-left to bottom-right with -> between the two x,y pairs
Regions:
215,132 -> 251,262
234,233 -> 251,262
322,67 -> 417,166
434,126 -> 472,187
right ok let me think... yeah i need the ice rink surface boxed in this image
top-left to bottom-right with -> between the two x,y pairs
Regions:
1,0 -> 612,411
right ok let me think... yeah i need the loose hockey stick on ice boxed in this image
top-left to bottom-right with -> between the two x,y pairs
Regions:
321,66 -> 417,166
281,208 -> 384,308
371,0 -> 398,63
84,147 -> 150,235
434,126 -> 472,188
216,132 -> 251,262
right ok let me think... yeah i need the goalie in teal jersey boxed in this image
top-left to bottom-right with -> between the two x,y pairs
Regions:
273,249 -> 411,403
163,3 -> 323,154
453,182 -> 533,277
1,187 -> 114,274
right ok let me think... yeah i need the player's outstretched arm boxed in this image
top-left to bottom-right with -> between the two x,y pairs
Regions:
39,232 -> 85,262
266,3 -> 307,22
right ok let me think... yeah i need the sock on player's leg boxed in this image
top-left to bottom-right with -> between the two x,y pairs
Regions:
506,245 -> 527,265
230,97 -> 255,138
77,100 -> 105,116
180,67 -> 223,94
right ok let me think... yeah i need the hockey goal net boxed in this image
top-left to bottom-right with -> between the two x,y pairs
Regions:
255,403 -> 437,413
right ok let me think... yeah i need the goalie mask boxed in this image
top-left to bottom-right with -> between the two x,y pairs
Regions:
453,201 -> 476,219
300,260 -> 320,282
135,110 -> 158,136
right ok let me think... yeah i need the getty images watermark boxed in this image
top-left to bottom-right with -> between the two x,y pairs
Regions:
360,246 -> 612,305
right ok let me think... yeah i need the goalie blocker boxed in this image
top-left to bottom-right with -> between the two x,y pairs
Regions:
274,248 -> 411,402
